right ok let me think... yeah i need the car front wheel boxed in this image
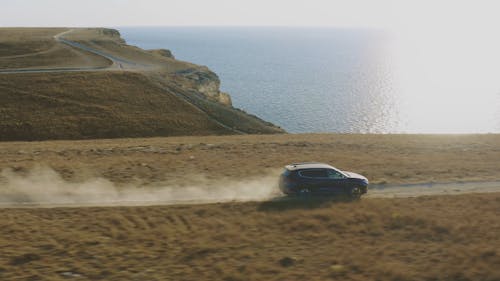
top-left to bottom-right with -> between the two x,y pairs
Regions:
298,187 -> 311,197
349,186 -> 362,200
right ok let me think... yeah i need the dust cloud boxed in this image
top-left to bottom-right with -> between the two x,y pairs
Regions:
0,166 -> 281,207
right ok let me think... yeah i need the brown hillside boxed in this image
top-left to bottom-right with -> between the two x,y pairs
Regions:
0,28 -> 65,56
0,28 -> 111,69
0,28 -> 284,140
0,71 -> 282,141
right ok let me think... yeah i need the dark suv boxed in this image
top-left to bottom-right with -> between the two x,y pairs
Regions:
279,162 -> 369,198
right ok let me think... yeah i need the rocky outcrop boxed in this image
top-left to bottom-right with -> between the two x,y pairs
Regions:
175,67 -> 233,106
89,29 -> 230,106
148,49 -> 175,59
96,28 -> 125,43
217,92 -> 232,106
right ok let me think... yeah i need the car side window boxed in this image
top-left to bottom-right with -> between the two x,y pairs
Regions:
326,169 -> 345,179
299,169 -> 328,178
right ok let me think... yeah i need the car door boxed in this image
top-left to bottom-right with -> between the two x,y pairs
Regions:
298,169 -> 325,191
301,168 -> 342,193
320,169 -> 348,193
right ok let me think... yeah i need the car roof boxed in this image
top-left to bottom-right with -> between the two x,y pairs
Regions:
285,162 -> 338,171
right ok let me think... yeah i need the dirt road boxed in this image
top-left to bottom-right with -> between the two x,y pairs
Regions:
0,171 -> 498,208
368,180 -> 500,198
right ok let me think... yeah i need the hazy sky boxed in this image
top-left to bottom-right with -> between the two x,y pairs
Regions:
0,0 -> 498,30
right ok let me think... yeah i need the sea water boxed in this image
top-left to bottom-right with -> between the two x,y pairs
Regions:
120,27 -> 500,134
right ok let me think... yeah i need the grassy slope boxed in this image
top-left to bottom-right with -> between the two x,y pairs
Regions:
0,28 -> 110,69
1,193 -> 499,281
0,72 -> 231,140
0,28 -> 65,56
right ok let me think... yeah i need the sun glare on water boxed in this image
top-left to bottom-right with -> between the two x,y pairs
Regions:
383,1 -> 500,133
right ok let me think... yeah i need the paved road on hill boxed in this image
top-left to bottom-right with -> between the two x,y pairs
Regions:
0,29 -> 146,74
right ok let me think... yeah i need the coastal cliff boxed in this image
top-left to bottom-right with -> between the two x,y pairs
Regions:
175,67 -> 232,106
0,27 -> 284,141
66,28 -> 239,108
148,49 -> 175,59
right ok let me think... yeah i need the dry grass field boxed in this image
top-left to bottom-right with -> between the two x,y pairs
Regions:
0,134 -> 499,281
0,72 -> 231,140
0,71 -> 282,141
0,28 -> 110,69
1,134 -> 499,186
0,28 -> 65,56
1,193 -> 500,281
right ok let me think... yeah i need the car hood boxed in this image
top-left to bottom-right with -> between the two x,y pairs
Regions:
343,171 -> 368,182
